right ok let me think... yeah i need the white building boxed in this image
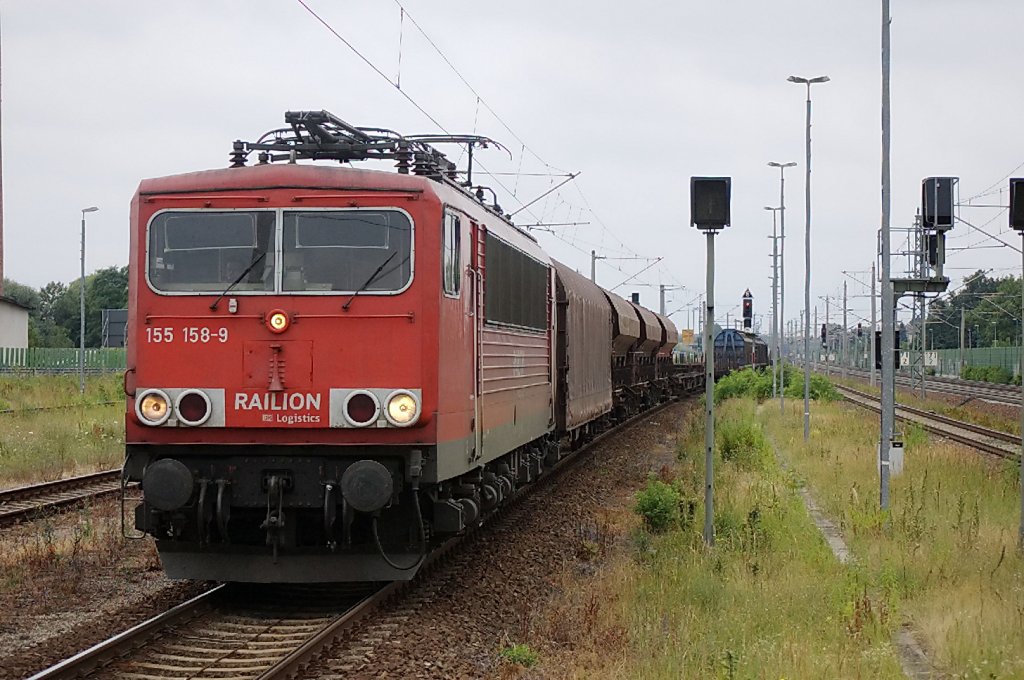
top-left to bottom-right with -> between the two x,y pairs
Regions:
0,297 -> 30,348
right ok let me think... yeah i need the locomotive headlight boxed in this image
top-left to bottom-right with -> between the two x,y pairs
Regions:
136,389 -> 172,426
267,309 -> 290,334
384,390 -> 419,426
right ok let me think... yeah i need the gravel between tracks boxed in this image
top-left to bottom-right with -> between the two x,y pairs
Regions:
302,401 -> 690,679
0,497 -> 211,680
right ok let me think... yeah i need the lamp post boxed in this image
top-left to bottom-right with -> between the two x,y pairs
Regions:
788,74 -> 830,442
80,206 -> 99,394
768,161 -> 796,412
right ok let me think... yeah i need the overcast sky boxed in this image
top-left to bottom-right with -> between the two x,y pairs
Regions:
4,1 -> 1022,333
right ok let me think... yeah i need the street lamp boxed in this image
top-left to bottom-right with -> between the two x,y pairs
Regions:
768,161 -> 796,413
788,74 -> 830,442
80,206 -> 99,394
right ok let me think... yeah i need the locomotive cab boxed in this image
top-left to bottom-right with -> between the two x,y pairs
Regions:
124,169 -> 442,581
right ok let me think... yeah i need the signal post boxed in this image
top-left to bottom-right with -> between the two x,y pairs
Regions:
1008,178 -> 1024,550
691,176 -> 731,547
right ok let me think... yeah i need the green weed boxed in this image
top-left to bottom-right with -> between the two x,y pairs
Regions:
634,480 -> 681,533
499,643 -> 539,667
961,365 -> 1014,384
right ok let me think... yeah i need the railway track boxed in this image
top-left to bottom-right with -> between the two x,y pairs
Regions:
835,384 -> 1020,460
0,469 -> 124,527
839,366 -> 1022,406
27,396 -> 689,679
0,400 -> 120,415
27,583 -> 389,680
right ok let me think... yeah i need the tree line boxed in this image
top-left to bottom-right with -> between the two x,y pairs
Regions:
3,266 -> 128,348
925,269 -> 1023,349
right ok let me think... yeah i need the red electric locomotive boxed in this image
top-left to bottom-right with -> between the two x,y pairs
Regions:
124,111 -> 699,582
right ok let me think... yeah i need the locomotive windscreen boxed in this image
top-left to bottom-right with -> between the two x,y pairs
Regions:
282,210 -> 412,292
146,208 -> 412,294
164,213 -> 258,251
148,211 -> 276,292
292,212 -> 391,249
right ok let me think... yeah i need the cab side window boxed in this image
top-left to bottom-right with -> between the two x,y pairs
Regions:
443,211 -> 461,297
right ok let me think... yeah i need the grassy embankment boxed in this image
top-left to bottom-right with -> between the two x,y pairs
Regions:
506,370 -> 905,678
0,374 -> 124,488
767,383 -> 1024,677
514,367 -> 1024,678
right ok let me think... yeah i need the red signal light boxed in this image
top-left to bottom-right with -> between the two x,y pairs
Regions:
344,392 -> 380,427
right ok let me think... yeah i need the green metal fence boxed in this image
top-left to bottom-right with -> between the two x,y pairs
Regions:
932,346 -> 1019,378
0,347 -> 126,374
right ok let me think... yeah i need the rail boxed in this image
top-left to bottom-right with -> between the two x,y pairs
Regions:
832,366 -> 1022,406
0,401 -> 120,415
835,384 -> 1019,461
0,470 -> 124,527
27,395 -> 692,678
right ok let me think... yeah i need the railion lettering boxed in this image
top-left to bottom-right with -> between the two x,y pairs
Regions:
233,392 -> 323,411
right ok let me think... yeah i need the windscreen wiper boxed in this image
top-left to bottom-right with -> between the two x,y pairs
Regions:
210,251 -> 267,310
342,251 -> 398,311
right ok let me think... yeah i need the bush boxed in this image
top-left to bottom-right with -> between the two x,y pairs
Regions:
635,479 -> 682,533
715,365 -> 839,403
961,365 -> 1013,384
499,643 -> 539,667
783,372 -> 840,401
717,419 -> 769,469
714,367 -> 773,403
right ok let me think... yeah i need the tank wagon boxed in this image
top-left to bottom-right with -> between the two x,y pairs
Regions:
123,110 -> 702,582
713,328 -> 770,375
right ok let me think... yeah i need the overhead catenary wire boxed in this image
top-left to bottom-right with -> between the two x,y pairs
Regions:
294,0 -> 548,227
509,172 -> 579,217
388,0 -> 689,293
390,0 -> 568,175
962,160 -> 1024,203
296,0 -> 676,294
610,258 -> 664,292
953,215 -> 1022,254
